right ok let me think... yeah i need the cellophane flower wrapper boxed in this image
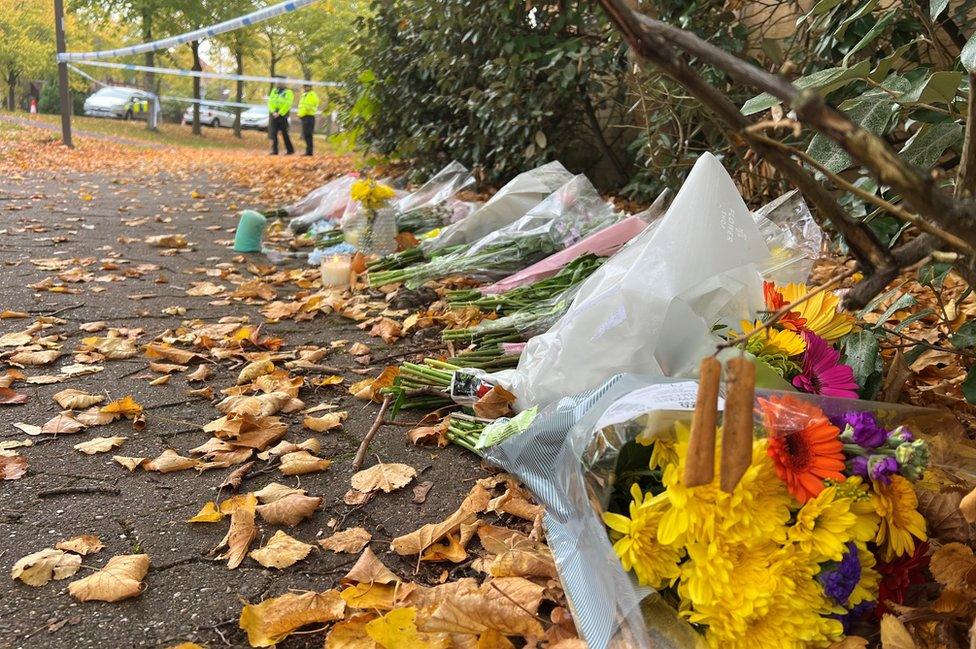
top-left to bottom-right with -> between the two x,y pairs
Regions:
286,173 -> 359,234
399,175 -> 621,288
393,161 -> 478,233
482,374 -> 969,649
342,204 -> 398,257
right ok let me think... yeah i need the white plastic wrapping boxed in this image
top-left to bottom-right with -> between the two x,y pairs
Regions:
422,161 -> 574,251
495,153 -> 771,411
286,173 -> 358,234
394,160 -> 475,215
752,189 -> 824,283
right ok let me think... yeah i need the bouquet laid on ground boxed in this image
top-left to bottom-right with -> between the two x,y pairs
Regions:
393,160 -> 479,234
341,178 -> 398,256
732,280 -> 858,398
601,389 -> 934,648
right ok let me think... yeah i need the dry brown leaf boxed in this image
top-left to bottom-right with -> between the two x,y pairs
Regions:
145,234 -> 187,248
313,374 -> 344,387
144,342 -> 200,365
412,481 -> 434,505
81,336 -> 138,360
42,413 -> 86,435
0,454 -> 27,480
237,359 -> 275,385
220,461 -> 255,492
421,533 -> 469,564
325,613 -> 382,648
917,489 -> 975,543
279,450 -> 332,476
369,318 -> 403,344
186,281 -> 225,297
144,449 -> 199,473
254,482 -> 306,504
238,590 -> 345,648
319,528 -> 372,554
68,554 -> 149,602
186,364 -> 213,382
930,542 -> 976,593
0,387 -> 28,405
56,535 -> 104,556
216,392 -> 292,417
303,411 -> 348,432
257,438 -> 320,461
52,388 -> 104,410
113,456 -> 148,472
0,331 -> 34,347
350,367 -> 398,402
11,548 -> 81,586
392,483 -> 491,555
348,342 -> 371,356
414,577 -> 545,638
472,386 -> 516,419
341,547 -> 401,586
351,462 -> 417,494
78,321 -> 107,332
248,530 -> 313,569
828,638 -> 869,649
217,494 -> 257,569
148,361 -> 187,374
73,436 -> 127,455
73,407 -> 115,427
408,420 -> 449,447
255,493 -> 322,527
9,349 -> 60,366
879,614 -> 916,649
12,422 -> 41,436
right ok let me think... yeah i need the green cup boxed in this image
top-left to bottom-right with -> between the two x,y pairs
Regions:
233,210 -> 267,253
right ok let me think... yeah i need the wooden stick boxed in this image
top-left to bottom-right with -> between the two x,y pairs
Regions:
685,357 -> 721,487
720,358 -> 755,493
352,394 -> 393,471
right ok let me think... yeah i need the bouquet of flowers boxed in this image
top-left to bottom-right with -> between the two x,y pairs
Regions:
602,390 -> 932,648
733,281 -> 859,398
342,178 -> 398,256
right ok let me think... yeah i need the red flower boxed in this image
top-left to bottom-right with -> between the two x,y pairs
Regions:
763,281 -> 806,331
876,541 -> 929,616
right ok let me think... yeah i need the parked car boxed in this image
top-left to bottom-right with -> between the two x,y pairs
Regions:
240,105 -> 270,131
83,86 -> 152,121
182,103 -> 237,128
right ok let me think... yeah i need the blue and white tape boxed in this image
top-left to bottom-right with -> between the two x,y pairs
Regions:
58,0 -> 320,63
75,60 -> 340,88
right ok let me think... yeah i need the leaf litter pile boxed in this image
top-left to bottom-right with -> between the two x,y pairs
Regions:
0,126 -> 581,648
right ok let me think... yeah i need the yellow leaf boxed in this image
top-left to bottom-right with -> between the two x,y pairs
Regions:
313,374 -> 344,386
325,614 -> 381,648
11,548 -> 81,586
68,554 -> 149,602
279,450 -> 332,476
237,359 -> 275,385
217,494 -> 257,569
253,482 -> 306,504
352,462 -> 416,494
365,608 -> 441,649
880,614 -> 916,649
248,530 -> 313,569
188,501 -> 224,523
100,395 -> 143,419
341,583 -> 398,611
392,483 -> 490,556
238,590 -> 345,647
319,527 -> 372,554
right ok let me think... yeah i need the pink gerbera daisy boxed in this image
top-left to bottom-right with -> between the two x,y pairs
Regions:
792,331 -> 860,399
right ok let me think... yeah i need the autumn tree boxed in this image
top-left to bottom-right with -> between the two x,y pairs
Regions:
0,1 -> 55,110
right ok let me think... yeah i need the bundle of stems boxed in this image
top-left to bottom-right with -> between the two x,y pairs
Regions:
366,246 -> 426,273
382,359 -> 460,412
449,343 -> 521,370
313,227 -> 346,249
395,204 -> 453,234
260,208 -> 290,220
445,254 -> 603,315
446,415 -> 487,453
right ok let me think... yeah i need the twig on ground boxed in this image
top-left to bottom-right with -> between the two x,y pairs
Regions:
37,486 -> 121,498
352,394 -> 393,471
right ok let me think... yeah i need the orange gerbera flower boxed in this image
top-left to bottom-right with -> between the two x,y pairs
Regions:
759,395 -> 846,504
763,281 -> 806,331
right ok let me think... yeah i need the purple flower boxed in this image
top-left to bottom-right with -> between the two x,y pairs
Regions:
835,601 -> 875,634
792,331 -> 860,399
820,542 -> 861,605
849,455 -> 869,477
869,456 -> 899,484
840,411 -> 888,449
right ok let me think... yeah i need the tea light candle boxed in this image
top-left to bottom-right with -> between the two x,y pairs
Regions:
321,255 -> 352,288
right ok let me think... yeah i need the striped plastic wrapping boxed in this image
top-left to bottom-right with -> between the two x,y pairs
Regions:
483,374 -> 705,649
74,60 -> 340,88
58,0 -> 319,62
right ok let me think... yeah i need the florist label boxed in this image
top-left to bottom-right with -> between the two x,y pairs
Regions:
595,381 -> 723,430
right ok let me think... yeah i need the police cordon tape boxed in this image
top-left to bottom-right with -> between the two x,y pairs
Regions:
74,60 -> 341,88
57,0 -> 320,63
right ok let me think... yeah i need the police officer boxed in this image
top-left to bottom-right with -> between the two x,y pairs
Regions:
297,84 -> 320,156
267,77 -> 294,155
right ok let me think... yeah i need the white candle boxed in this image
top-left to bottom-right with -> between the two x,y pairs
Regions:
321,255 -> 351,288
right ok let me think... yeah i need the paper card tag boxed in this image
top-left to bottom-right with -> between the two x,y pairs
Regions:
476,406 -> 538,450
595,381 -> 725,430
450,369 -> 493,405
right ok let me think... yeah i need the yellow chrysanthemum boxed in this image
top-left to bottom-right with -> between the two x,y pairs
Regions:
788,485 -> 858,562
738,319 -> 806,357
872,475 -> 927,561
603,484 -> 683,589
350,179 -> 396,210
638,435 -> 678,470
656,428 -> 792,547
779,283 -> 855,341
849,544 -> 880,607
832,476 -> 880,547
703,597 -> 844,649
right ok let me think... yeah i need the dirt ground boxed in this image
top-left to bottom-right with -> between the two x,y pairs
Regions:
0,161 -> 488,648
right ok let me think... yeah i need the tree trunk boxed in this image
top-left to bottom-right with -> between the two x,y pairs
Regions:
191,40 -> 202,136
143,10 -> 156,130
269,54 -> 278,93
234,48 -> 243,139
6,71 -> 17,111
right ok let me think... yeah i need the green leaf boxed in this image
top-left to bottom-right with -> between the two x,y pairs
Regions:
870,42 -> 915,81
918,262 -> 952,288
952,320 -> 976,349
899,121 -> 964,168
834,0 -> 880,41
893,308 -> 934,333
930,0 -> 949,20
964,33 -> 976,74
741,62 -> 869,115
901,71 -> 963,105
842,330 -> 883,399
810,0 -> 846,15
962,365 -> 976,404
807,87 -> 899,172
876,293 -> 916,326
843,9 -> 898,66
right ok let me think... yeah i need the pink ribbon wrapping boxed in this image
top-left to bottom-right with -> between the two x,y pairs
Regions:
479,216 -> 649,295
501,342 -> 528,355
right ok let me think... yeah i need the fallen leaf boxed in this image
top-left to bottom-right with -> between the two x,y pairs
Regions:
188,501 -> 225,523
68,554 -> 149,602
78,321 -> 108,332
408,421 -> 449,447
9,349 -> 60,366
0,310 -> 28,319
145,234 -> 187,248
73,407 -> 115,427
350,367 -> 399,402
879,614 -> 916,649
254,482 -> 306,504
472,386 -> 516,419
144,342 -> 200,365
149,361 -> 187,374
0,387 -> 28,405
930,542 -> 976,593
369,318 -> 403,344
415,577 -> 545,637
0,331 -> 32,347
11,548 -> 81,586
319,528 -> 372,554
313,374 -> 344,386
187,281 -> 225,297
412,482 -> 434,504
56,535 -> 104,556
53,389 -> 104,410
186,364 -> 213,382
113,456 -> 148,472
829,638 -> 869,649
237,359 -> 275,385
249,531 -> 313,569
352,462 -> 417,494
42,414 -> 86,435
367,607 -> 448,648
217,494 -> 257,569
279,450 -> 332,476
342,547 -> 401,586
325,614 -> 382,648
100,395 -> 143,420
239,590 -> 346,647
144,449 -> 199,473
421,533 -> 469,564
73,436 -> 127,455
255,493 -> 322,527
13,422 -> 42,436
392,483 -> 491,555
303,411 -> 348,432
0,454 -> 27,480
